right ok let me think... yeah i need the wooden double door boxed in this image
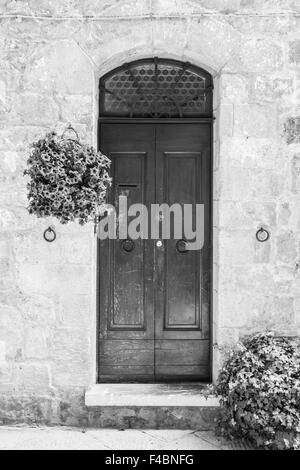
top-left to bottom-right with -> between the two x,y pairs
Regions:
98,123 -> 211,382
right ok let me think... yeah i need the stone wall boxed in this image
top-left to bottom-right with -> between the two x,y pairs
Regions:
0,0 -> 299,424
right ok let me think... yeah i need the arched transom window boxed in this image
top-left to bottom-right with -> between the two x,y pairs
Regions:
99,58 -> 213,118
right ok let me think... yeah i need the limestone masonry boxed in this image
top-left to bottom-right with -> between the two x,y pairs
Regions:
0,0 -> 300,425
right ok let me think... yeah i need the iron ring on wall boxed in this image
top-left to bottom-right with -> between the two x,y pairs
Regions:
43,226 -> 56,243
256,227 -> 270,243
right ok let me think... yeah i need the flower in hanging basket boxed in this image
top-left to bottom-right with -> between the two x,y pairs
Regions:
24,130 -> 112,225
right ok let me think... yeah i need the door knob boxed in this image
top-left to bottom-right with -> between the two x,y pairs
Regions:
176,239 -> 188,253
121,239 -> 135,253
156,240 -> 163,247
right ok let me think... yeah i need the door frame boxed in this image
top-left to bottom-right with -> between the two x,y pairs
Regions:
97,116 -> 214,383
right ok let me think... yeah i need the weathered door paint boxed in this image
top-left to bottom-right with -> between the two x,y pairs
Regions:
98,123 -> 211,382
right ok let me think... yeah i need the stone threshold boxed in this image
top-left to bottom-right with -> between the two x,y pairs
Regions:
85,383 -> 220,407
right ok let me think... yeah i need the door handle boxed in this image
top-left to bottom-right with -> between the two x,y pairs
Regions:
176,239 -> 188,253
121,239 -> 135,253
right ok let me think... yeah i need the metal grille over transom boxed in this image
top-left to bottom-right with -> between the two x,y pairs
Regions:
99,58 -> 213,118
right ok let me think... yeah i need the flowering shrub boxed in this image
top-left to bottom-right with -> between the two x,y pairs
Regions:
216,332 -> 300,450
24,131 -> 111,225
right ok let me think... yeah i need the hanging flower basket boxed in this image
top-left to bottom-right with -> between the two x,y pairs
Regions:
24,126 -> 111,225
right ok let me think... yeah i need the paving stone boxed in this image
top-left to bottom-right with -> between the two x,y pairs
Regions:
0,426 -> 235,450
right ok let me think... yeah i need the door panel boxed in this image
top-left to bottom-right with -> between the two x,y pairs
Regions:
163,152 -> 201,331
98,122 -> 211,382
99,124 -> 155,381
154,124 -> 211,380
99,340 -> 155,382
111,153 -> 146,331
155,338 -> 210,380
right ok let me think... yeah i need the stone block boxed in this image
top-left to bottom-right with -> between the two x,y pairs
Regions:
217,201 -> 253,229
219,137 -> 279,169
1,0 -> 66,16
76,20 -> 153,68
23,40 -> 93,95
152,19 -> 188,57
88,406 -> 219,429
235,14 -> 298,35
16,263 -> 92,296
0,306 -> 23,360
219,230 -> 254,265
50,328 -> 92,387
0,150 -> 18,174
239,0 -> 288,10
229,265 -> 274,294
276,231 -> 297,264
218,327 -> 239,348
255,296 -> 295,334
277,202 -> 292,225
0,206 -> 39,232
152,0 -> 242,15
0,340 -> 6,366
253,75 -> 295,102
218,201 -> 276,230
20,294 -> 57,326
0,126 -> 47,151
218,103 -> 234,137
13,230 -> 92,266
0,79 -> 5,106
0,257 -> 14,291
0,394 -> 53,425
23,326 -> 51,360
8,93 -> 59,126
234,104 -> 277,138
245,202 -> 276,227
12,364 -> 50,392
217,166 -> 283,201
284,116 -> 300,144
254,240 -> 271,264
195,0 -> 241,12
82,0 -> 152,17
187,18 -> 242,72
0,253 -> 10,279
275,278 -> 293,296
217,290 -> 250,328
279,197 -> 300,230
289,40 -> 300,64
0,238 -> 10,258
56,294 -> 92,329
292,154 -> 300,193
0,186 -> 27,208
57,387 -> 88,426
216,166 -> 252,200
0,58 -> 23,92
253,170 -> 283,200
152,0 -> 207,15
221,74 -> 250,102
294,297 -> 300,327
238,39 -> 284,72
59,95 -> 92,126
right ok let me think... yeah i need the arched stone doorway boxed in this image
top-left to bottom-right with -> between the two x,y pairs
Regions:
97,58 -> 213,383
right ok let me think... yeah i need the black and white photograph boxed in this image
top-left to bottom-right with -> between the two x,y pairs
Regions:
0,0 -> 299,455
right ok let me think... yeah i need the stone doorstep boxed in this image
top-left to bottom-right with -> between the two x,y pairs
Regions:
85,383 -> 220,408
